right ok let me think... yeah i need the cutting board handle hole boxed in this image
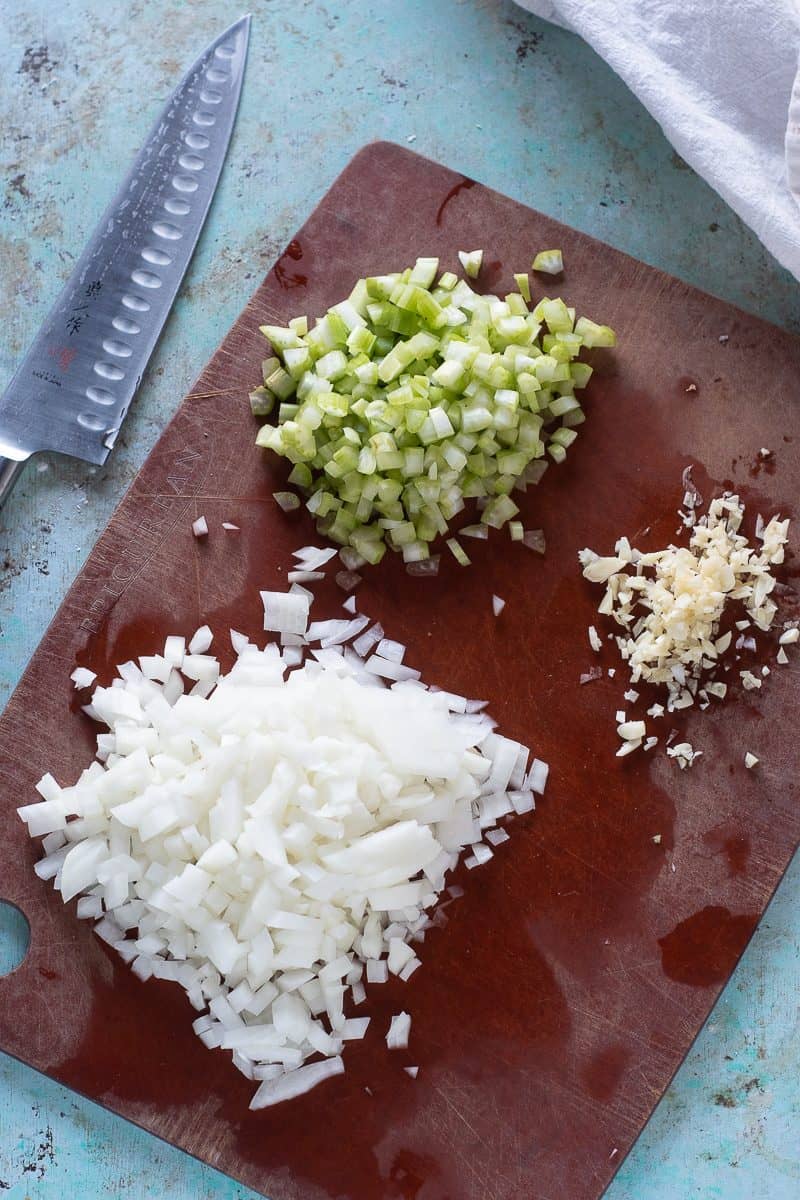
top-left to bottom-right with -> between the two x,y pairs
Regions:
0,900 -> 30,976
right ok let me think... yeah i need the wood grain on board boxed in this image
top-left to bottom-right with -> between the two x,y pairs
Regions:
0,142 -> 798,1200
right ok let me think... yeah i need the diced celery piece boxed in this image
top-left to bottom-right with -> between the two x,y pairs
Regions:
365,274 -> 399,300
277,400 -> 298,424
261,356 -> 280,384
288,462 -> 312,489
347,325 -> 376,356
378,342 -> 415,383
550,427 -> 577,449
497,450 -> 528,476
541,298 -> 573,333
574,317 -> 617,347
354,360 -> 379,385
316,350 -> 349,381
461,406 -> 493,434
351,536 -> 386,566
409,257 -> 439,288
267,367 -> 296,400
402,539 -> 430,562
330,299 -> 366,331
458,249 -> 483,278
388,521 -> 417,547
514,272 -> 531,303
532,355 -> 559,383
376,449 -> 404,471
318,392 -> 349,418
405,331 -> 440,360
481,494 -> 520,529
260,325 -> 303,353
495,315 -> 531,342
548,395 -> 580,417
357,447 -> 377,475
249,386 -> 275,417
446,537 -> 471,566
431,359 -> 465,390
570,361 -> 593,388
532,249 -> 563,275
283,346 -> 312,380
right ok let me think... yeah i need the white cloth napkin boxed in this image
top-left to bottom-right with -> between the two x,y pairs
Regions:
515,0 -> 800,283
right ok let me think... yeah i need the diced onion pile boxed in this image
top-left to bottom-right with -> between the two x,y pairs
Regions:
580,490 -> 793,759
251,256 -> 615,566
19,562 -> 547,1109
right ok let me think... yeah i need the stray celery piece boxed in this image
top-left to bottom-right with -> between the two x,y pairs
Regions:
249,387 -> 275,417
446,537 -> 471,566
509,520 -> 524,542
457,249 -> 483,279
532,249 -> 563,275
514,272 -> 531,303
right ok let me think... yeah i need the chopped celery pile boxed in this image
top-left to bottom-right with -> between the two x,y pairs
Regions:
253,256 -> 616,566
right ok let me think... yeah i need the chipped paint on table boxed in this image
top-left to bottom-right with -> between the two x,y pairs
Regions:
0,1 -> 798,1198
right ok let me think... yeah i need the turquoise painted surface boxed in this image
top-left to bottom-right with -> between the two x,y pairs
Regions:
1,0 -> 798,1196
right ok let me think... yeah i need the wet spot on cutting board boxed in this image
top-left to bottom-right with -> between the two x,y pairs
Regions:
435,177 -> 476,226
658,906 -> 758,987
582,1043 -> 630,1102
702,823 -> 750,876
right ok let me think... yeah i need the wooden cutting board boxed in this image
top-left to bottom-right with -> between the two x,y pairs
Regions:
1,142 -> 798,1200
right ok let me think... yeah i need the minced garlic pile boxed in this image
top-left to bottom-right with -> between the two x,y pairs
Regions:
580,491 -> 793,761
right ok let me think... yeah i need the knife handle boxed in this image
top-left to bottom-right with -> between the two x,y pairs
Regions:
0,458 -> 25,510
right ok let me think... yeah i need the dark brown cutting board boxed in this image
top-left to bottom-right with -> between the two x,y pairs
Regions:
1,142 -> 798,1200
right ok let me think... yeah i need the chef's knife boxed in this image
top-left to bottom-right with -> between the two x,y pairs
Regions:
0,15 -> 251,508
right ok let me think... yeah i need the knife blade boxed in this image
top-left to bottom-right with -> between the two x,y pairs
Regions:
0,14 -> 251,507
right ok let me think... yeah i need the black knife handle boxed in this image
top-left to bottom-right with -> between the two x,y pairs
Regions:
0,457 -> 25,510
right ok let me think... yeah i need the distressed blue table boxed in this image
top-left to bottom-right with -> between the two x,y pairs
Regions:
1,1 -> 799,1197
